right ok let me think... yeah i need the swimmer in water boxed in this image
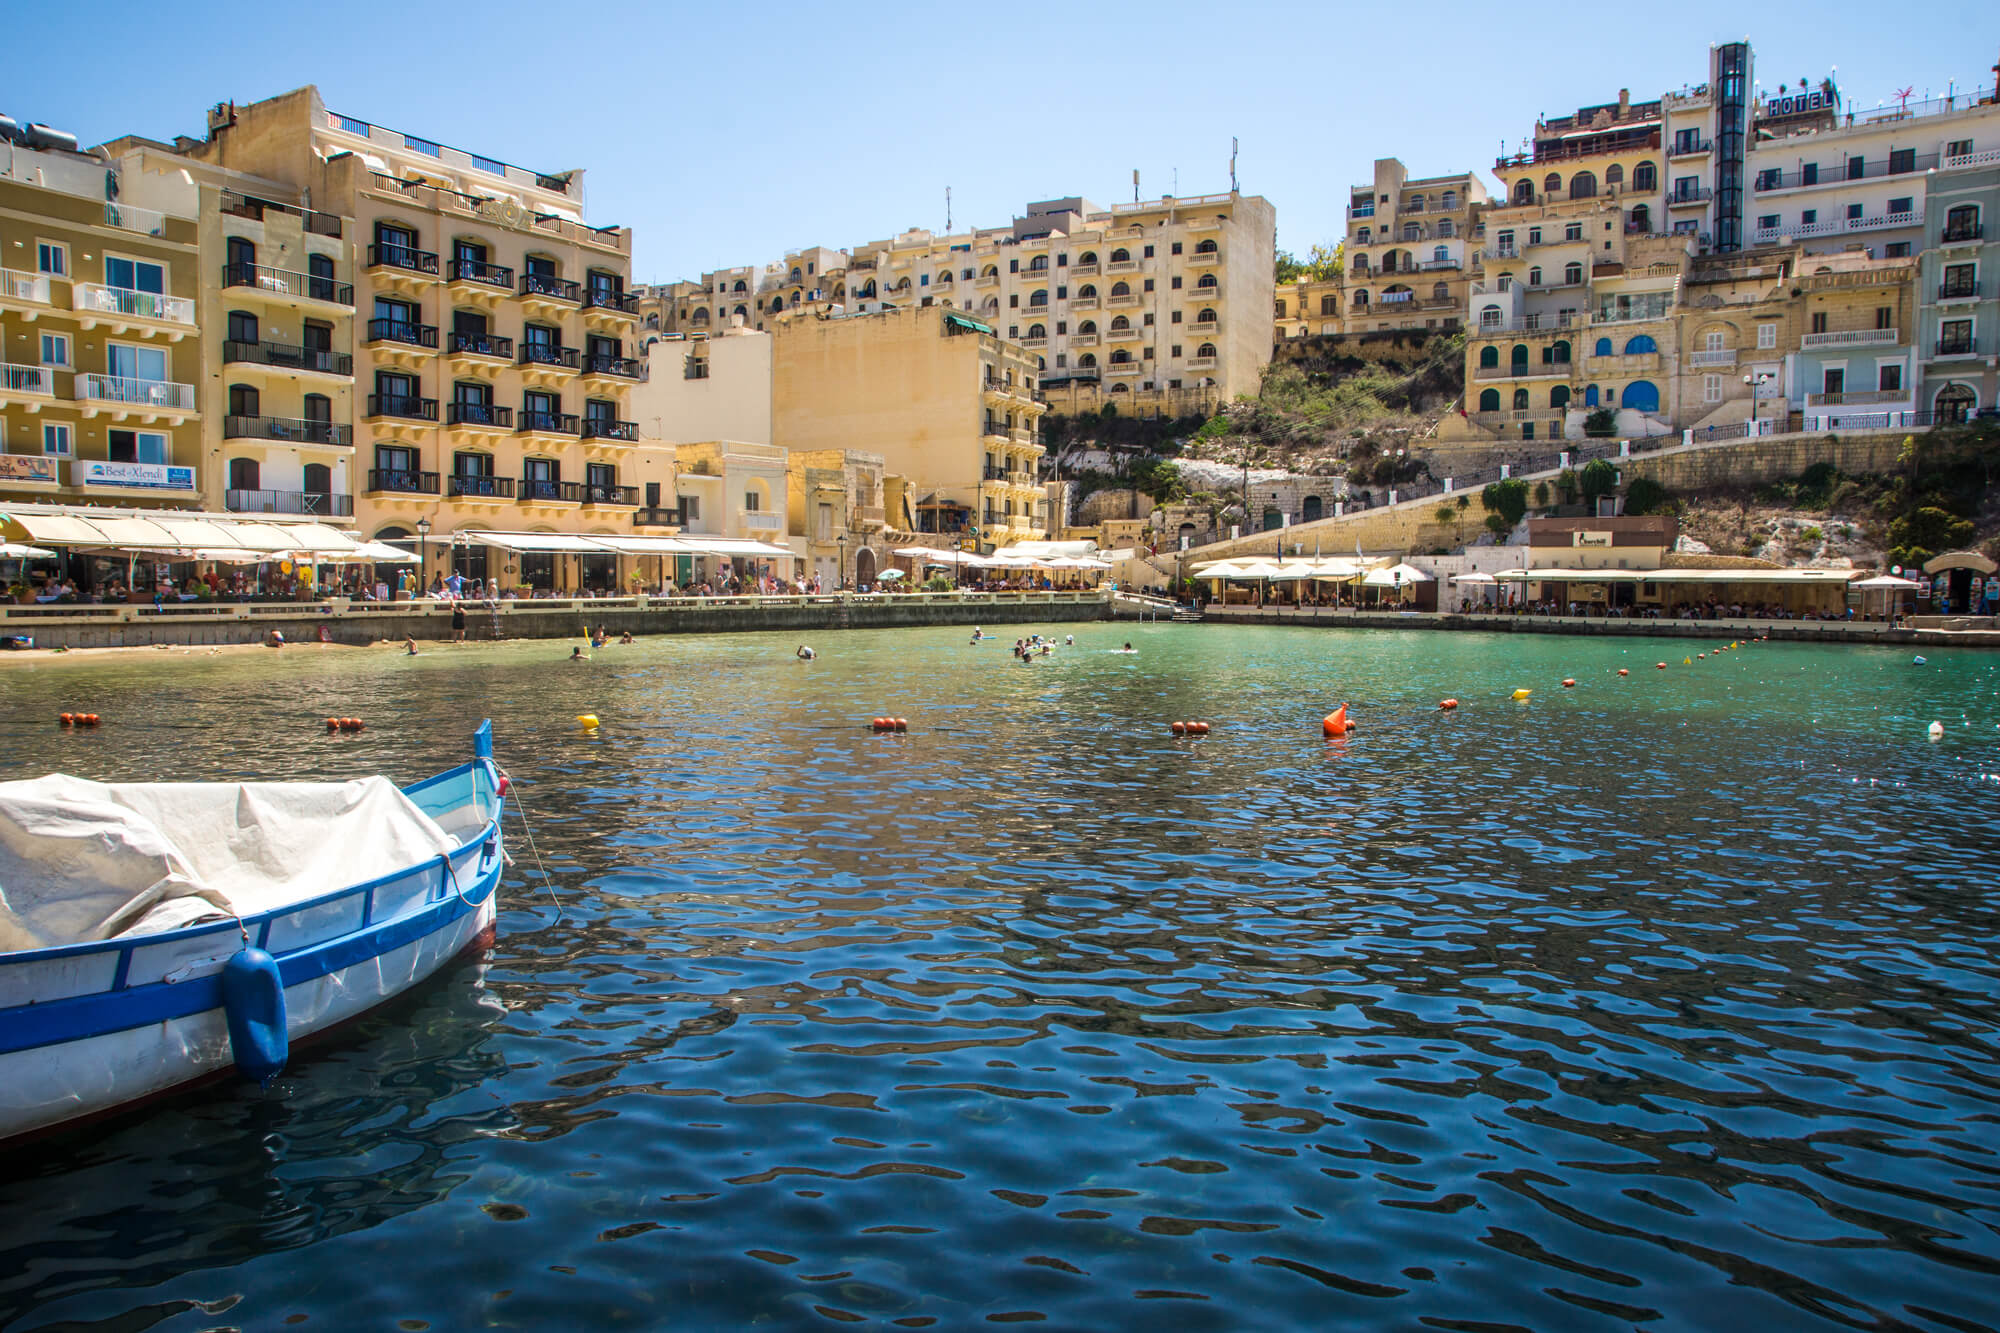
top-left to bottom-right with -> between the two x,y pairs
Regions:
619,631 -> 634,644
405,636 -> 419,656
797,644 -> 815,660
1065,635 -> 1074,646
569,646 -> 586,662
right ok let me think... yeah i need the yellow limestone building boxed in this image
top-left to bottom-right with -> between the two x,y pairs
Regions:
771,307 -> 1047,547
171,87 -> 654,593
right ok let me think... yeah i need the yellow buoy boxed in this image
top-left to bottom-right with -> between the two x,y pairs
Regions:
577,714 -> 600,729
1511,688 -> 1532,700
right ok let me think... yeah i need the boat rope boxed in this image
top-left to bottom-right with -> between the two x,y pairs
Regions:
499,765 -> 563,925
438,850 -> 476,908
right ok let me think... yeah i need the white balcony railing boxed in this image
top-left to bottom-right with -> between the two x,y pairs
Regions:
739,511 -> 782,531
73,283 -> 196,326
1805,389 -> 1911,408
1690,349 -> 1738,367
104,202 -> 167,236
1,269 -> 53,305
78,373 -> 197,411
0,362 -> 54,395
1946,147 -> 2000,170
1801,327 -> 1899,349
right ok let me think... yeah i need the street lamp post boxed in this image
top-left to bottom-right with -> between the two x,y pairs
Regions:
415,515 -> 431,598
1743,371 -> 1773,433
836,533 -> 847,590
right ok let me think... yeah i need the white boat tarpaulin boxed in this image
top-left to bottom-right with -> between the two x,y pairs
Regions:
0,776 -> 457,951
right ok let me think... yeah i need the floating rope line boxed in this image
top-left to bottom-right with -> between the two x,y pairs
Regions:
499,764 -> 562,924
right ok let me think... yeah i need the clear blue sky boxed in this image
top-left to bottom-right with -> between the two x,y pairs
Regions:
9,2 -> 1993,282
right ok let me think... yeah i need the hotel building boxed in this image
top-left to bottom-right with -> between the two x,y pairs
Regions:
1342,159 -> 1486,332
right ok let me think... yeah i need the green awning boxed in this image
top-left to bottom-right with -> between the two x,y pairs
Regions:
943,312 -> 992,335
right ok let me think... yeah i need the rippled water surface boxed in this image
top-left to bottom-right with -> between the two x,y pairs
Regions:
3,624 -> 2000,1331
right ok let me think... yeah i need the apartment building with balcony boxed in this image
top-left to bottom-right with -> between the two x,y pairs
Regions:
672,439 -> 792,581
170,88 -> 654,592
1747,91 -> 2000,260
637,247 -> 854,338
0,128 -> 203,510
786,448 -> 887,587
1783,253 -> 1918,430
1275,277 -> 1344,339
771,306 -> 1046,548
1917,161 -> 1998,420
1343,159 -> 1486,332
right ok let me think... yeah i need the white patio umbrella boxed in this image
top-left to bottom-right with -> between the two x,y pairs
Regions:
879,568 -> 907,580
0,543 -> 57,559
1451,571 -> 1497,585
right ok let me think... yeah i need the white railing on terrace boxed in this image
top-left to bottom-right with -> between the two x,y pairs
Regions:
1805,389 -> 1911,407
1690,350 -> 1738,367
1946,147 -> 2000,170
1,269 -> 53,304
0,363 -> 54,395
78,374 -> 197,411
1801,327 -> 1899,349
73,283 -> 196,325
104,202 -> 166,236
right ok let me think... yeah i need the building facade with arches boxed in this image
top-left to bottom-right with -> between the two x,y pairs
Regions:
1917,162 -> 1997,423
1342,157 -> 1487,334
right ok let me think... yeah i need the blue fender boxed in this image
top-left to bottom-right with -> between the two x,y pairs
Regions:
222,947 -> 289,1086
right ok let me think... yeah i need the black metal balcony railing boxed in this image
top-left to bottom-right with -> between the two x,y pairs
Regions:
367,468 -> 439,495
1943,224 -> 1984,243
447,474 -> 516,499
369,243 -> 440,275
580,353 -> 642,379
983,464 -> 1008,481
219,190 -> 343,238
1756,154 -> 1940,191
225,487 -> 354,517
367,318 -> 438,348
521,273 -> 581,303
1668,186 -> 1712,204
1939,281 -> 1982,300
366,393 -> 438,421
633,506 -> 682,527
582,287 -> 640,314
447,331 -> 514,359
581,417 -> 639,441
519,478 -> 582,502
447,401 -> 513,428
519,344 -> 580,370
223,339 -> 353,376
449,257 -> 515,289
222,262 -> 354,306
582,484 -> 638,505
1936,338 -> 1978,356
518,410 -> 580,435
223,414 -> 352,447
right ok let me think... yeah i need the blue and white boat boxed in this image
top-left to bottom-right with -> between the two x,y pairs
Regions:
0,723 -> 506,1144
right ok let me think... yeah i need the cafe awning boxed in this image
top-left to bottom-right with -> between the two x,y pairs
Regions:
1497,567 -> 1859,585
0,509 -> 362,556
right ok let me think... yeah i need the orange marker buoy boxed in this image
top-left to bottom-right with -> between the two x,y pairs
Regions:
1656,662 -> 1667,670
893,718 -> 908,733
1193,721 -> 1210,735
1562,678 -> 1577,688
870,717 -> 886,732
1698,653 -> 1707,660
1322,705 -> 1356,737
58,713 -> 74,726
1617,668 -> 1629,677
1171,721 -> 1188,735
325,717 -> 340,730
1438,699 -> 1458,711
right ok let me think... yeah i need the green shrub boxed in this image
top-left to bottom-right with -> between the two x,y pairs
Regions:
1580,459 -> 1619,506
1623,477 -> 1672,515
1481,478 -> 1529,527
1582,407 -> 1618,438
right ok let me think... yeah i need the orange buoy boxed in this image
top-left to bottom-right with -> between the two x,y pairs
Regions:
1171,721 -> 1188,735
870,717 -> 887,732
58,713 -> 74,726
1656,662 -> 1667,670
1562,678 -> 1577,688
1617,668 -> 1630,677
893,718 -> 908,733
1322,705 -> 1356,737
1698,653 -> 1707,660
325,717 -> 340,730
1438,699 -> 1458,711
1193,721 -> 1210,735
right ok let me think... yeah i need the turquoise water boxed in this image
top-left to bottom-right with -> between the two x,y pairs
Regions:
2,625 -> 1999,1329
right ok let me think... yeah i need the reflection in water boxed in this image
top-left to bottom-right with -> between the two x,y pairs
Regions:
2,626 -> 1999,1331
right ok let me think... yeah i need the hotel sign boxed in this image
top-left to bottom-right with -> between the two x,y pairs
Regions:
72,459 -> 197,490
0,455 -> 58,483
1763,89 -> 1836,119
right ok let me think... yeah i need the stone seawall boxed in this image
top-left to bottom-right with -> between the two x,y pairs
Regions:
1200,606 -> 2000,648
0,592 -> 1108,652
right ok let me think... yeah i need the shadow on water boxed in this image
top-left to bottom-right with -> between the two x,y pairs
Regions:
2,626 -> 2000,1330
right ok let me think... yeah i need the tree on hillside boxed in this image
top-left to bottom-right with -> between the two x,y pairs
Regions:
1887,505 -> 1974,569
1579,459 -> 1619,508
1623,477 -> 1672,515
1481,478 -> 1529,529
1275,242 -> 1343,284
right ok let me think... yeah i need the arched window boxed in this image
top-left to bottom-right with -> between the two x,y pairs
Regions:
1551,385 -> 1571,409
936,270 -> 952,284
1544,172 -> 1562,195
1529,266 -> 1544,286
1196,274 -> 1218,290
1078,320 -> 1098,335
1434,245 -> 1450,263
1570,172 -> 1597,199
1078,353 -> 1097,367
1438,219 -> 1455,238
1441,190 -> 1457,210
1935,383 -> 1977,423
1510,344 -> 1529,370
1564,262 -> 1583,285
732,280 -> 747,292
1402,224 -> 1421,242
789,267 -> 802,283
1513,388 -> 1530,410
1303,495 -> 1324,522
1028,290 -> 1048,307
1353,290 -> 1370,307
1110,349 -> 1132,365
1624,334 -> 1657,355
1584,384 -> 1599,407
1078,284 -> 1097,300
1479,388 -> 1501,411
1632,162 -> 1658,192
1479,304 -> 1503,328
1197,343 -> 1217,358
1513,180 -> 1535,205
789,291 -> 801,307
1111,281 -> 1130,296
1078,251 -> 1098,266
981,265 -> 998,279
1110,315 -> 1131,330
1195,239 -> 1218,254
1605,164 -> 1624,189
770,297 -> 785,313
1110,248 -> 1130,263
733,304 -> 748,318
1628,204 -> 1651,235
1027,323 -> 1046,339
1195,308 -> 1217,325
1407,193 -> 1425,211
691,309 -> 710,325
1594,337 -> 1612,356
227,457 -> 260,491
1027,257 -> 1048,272
1479,345 -> 1499,368
228,383 -> 259,417
1622,380 -> 1661,413
1109,382 -> 1128,394
1550,340 -> 1572,364
303,462 -> 331,496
